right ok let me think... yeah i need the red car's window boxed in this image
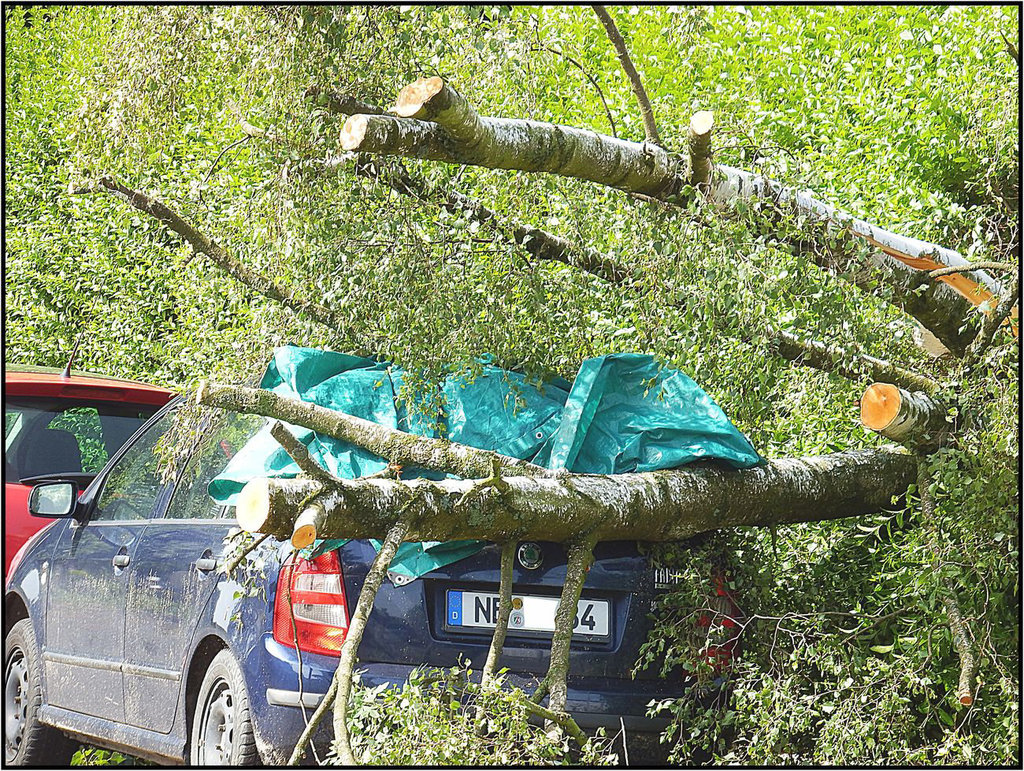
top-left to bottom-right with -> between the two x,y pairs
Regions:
4,398 -> 160,482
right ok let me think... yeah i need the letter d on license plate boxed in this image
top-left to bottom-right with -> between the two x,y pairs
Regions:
446,590 -> 610,639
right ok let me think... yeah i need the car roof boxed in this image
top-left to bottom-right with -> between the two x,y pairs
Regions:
4,364 -> 176,405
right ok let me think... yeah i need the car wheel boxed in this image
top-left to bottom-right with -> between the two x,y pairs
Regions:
4,619 -> 76,765
190,650 -> 260,765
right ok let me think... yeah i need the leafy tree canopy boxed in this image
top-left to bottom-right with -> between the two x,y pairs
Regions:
5,5 -> 1018,764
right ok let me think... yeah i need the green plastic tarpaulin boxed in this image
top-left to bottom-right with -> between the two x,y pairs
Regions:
209,346 -> 762,579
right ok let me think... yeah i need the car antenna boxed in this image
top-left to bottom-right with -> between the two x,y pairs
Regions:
61,329 -> 86,379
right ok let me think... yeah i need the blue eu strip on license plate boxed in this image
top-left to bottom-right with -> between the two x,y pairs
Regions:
446,590 -> 610,639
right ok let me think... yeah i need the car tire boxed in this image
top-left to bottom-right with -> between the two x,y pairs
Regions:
4,618 -> 77,766
189,649 -> 260,766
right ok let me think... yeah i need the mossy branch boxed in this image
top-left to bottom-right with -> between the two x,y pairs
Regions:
196,380 -> 552,480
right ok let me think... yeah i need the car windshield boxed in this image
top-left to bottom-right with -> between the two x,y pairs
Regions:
4,397 -> 162,482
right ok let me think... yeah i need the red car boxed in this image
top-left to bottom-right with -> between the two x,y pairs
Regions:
4,365 -> 175,578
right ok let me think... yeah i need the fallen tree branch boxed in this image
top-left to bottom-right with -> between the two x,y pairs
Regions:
475,540 -> 517,735
482,541 -> 517,686
965,276 -> 1020,365
197,380 -> 553,481
520,697 -> 588,747
943,596 -> 978,707
771,330 -> 940,394
236,448 -> 917,544
341,77 -> 999,353
343,80 -> 687,198
543,536 -> 597,715
927,261 -> 1017,279
352,156 -> 637,284
306,84 -> 385,117
69,176 -> 350,338
318,91 -> 939,391
269,420 -> 340,487
999,29 -> 1019,65
592,5 -> 662,145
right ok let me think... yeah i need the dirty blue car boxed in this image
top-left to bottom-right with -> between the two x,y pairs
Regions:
4,398 -> 694,765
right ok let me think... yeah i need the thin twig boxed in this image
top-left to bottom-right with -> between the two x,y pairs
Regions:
532,42 -> 617,137
223,532 -> 271,576
199,135 -> 251,201
592,5 -> 662,145
927,261 -> 1016,279
286,553 -> 321,765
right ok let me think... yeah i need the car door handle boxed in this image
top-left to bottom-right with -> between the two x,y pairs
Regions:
195,558 -> 218,572
112,553 -> 131,568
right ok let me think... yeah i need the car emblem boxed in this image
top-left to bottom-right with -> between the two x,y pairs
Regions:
517,542 -> 543,570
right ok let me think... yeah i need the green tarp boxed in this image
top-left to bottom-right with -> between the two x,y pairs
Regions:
209,346 -> 762,578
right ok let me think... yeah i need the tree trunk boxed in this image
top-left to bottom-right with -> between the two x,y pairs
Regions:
859,383 -> 951,451
236,448 -> 916,544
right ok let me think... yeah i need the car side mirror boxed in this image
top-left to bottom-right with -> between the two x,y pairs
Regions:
28,482 -> 77,518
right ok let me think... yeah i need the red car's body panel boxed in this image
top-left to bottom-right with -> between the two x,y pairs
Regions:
4,366 -> 173,404
4,365 -> 175,578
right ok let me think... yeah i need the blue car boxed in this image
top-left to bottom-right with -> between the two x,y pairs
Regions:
4,397 -> 696,765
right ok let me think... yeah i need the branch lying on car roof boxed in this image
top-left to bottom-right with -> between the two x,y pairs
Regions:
196,380 -> 553,481
233,452 -> 916,545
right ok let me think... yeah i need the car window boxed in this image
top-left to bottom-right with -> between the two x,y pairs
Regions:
48,406 -> 106,473
93,411 -> 177,522
4,398 -> 161,481
164,410 -> 267,520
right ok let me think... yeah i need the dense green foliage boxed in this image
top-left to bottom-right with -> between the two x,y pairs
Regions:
344,667 -> 615,765
6,5 -> 1018,765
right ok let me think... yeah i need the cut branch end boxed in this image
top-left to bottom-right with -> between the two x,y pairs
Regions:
394,76 -> 444,118
237,477 -> 271,533
689,110 -> 714,137
340,115 -> 369,151
860,383 -> 902,431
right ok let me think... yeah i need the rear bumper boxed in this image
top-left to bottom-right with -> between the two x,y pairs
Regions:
248,634 -> 675,761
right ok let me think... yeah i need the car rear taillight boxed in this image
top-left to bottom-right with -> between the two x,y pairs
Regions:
272,551 -> 349,657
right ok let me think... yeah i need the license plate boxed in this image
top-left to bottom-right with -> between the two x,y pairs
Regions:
445,590 -> 610,639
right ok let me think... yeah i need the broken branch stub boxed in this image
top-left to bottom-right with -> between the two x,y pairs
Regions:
687,110 -> 714,190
